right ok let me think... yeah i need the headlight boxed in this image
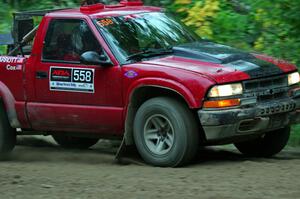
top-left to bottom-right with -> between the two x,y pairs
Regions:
208,83 -> 243,97
288,72 -> 300,86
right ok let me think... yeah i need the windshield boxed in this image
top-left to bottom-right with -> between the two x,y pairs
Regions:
94,12 -> 199,64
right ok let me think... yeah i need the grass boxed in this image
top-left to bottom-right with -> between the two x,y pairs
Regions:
289,125 -> 300,146
0,46 -> 6,55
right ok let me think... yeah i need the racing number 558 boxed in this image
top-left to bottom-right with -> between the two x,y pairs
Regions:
73,69 -> 93,83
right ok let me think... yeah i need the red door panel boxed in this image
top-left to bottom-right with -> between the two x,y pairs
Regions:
26,17 -> 124,134
27,102 -> 123,134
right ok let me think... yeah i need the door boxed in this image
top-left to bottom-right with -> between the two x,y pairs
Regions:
26,18 -> 123,134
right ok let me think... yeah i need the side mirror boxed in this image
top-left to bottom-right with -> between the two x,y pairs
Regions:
80,51 -> 113,67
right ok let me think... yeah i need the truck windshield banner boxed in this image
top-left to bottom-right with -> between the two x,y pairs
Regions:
49,66 -> 94,93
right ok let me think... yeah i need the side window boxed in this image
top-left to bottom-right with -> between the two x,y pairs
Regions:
43,19 -> 103,62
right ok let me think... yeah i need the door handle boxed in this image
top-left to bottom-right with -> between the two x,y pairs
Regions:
36,71 -> 48,79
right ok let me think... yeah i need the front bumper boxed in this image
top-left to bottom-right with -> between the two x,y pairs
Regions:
198,89 -> 300,142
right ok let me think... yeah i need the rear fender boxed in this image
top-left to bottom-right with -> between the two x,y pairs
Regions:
0,81 -> 21,128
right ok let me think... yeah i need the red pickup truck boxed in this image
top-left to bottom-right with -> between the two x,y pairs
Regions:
0,0 -> 300,167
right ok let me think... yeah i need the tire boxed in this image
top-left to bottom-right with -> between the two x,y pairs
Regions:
133,97 -> 199,167
0,103 -> 16,156
234,127 -> 290,157
52,135 -> 99,149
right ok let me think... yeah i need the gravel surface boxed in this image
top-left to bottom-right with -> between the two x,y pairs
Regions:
0,136 -> 300,199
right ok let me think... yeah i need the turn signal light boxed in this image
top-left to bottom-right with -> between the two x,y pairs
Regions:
203,99 -> 241,108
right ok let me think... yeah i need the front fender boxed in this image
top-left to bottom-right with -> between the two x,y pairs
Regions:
125,77 -> 199,108
122,76 -> 214,146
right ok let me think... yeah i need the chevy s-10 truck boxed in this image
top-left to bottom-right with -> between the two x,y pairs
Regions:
0,0 -> 299,167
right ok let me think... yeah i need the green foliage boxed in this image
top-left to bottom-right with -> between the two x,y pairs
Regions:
289,125 -> 300,147
0,2 -> 11,54
170,0 -> 300,66
171,0 -> 300,146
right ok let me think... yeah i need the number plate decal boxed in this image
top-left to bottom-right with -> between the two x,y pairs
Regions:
258,101 -> 296,116
50,67 -> 94,93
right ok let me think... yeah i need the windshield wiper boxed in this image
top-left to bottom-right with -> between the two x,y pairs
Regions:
126,47 -> 173,61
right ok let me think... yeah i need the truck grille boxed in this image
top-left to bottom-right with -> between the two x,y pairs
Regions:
243,75 -> 289,102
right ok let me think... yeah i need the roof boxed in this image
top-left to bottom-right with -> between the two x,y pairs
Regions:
47,4 -> 162,19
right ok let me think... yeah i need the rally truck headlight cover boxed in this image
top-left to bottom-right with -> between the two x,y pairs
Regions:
288,72 -> 300,86
208,83 -> 243,98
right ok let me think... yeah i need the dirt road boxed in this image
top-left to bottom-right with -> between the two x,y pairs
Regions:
1,136 -> 300,199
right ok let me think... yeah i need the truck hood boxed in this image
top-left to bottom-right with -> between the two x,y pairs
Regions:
142,42 -> 296,84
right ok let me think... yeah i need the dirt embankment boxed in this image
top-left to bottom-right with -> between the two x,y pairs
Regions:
1,136 -> 300,199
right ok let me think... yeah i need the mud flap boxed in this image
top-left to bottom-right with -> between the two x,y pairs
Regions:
115,137 -> 126,162
114,137 -> 146,166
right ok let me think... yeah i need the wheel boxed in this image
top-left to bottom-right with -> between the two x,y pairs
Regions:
0,103 -> 16,156
52,135 -> 99,149
133,97 -> 199,167
234,127 -> 290,157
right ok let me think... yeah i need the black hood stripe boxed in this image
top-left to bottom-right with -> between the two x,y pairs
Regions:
173,42 -> 284,79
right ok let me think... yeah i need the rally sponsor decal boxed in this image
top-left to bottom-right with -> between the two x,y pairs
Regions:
124,70 -> 138,78
0,56 -> 23,64
97,18 -> 114,27
50,67 -> 94,93
6,64 -> 22,71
